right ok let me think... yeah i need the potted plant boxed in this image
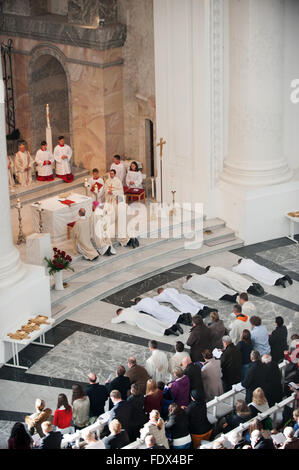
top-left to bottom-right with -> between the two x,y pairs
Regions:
45,248 -> 74,290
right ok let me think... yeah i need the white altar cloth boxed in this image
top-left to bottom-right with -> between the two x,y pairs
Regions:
31,193 -> 92,243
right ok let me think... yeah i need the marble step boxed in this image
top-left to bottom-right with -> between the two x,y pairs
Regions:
203,226 -> 236,246
10,168 -> 89,208
51,236 -> 244,325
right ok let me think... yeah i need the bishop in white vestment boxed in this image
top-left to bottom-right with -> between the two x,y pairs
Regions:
35,141 -> 54,181
53,136 -> 73,183
111,307 -> 178,337
91,201 -> 116,256
72,208 -> 99,261
183,274 -> 238,302
14,141 -> 33,187
232,258 -> 292,287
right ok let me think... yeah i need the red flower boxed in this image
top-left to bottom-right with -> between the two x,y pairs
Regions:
53,247 -> 57,252
61,251 -> 66,257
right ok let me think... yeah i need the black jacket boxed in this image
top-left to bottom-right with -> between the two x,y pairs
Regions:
103,430 -> 130,449
185,401 -> 212,436
253,436 -> 275,449
165,411 -> 190,439
187,324 -> 211,362
220,343 -> 242,390
242,360 -> 267,403
183,363 -> 205,400
263,361 -> 283,407
106,376 -> 131,410
269,325 -> 288,363
38,431 -> 62,449
127,394 -> 147,426
109,400 -> 132,431
85,383 -> 109,417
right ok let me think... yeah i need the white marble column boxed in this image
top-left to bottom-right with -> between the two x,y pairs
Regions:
221,0 -> 293,186
0,61 -> 25,288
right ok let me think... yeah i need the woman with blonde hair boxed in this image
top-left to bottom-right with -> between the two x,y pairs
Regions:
249,387 -> 269,416
139,409 -> 170,449
144,379 -> 163,414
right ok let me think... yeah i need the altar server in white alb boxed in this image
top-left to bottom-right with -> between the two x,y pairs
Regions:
88,168 -> 104,203
110,154 -> 126,185
125,161 -> 143,189
233,258 -> 293,288
183,274 -> 238,302
7,155 -> 15,191
53,136 -> 73,183
204,266 -> 264,296
153,287 -> 215,323
35,141 -> 54,181
133,297 -> 184,334
14,140 -> 33,187
112,307 -> 180,337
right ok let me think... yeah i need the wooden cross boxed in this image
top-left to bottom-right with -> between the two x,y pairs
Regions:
157,137 -> 166,160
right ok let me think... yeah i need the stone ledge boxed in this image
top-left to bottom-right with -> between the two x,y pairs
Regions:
1,14 -> 127,50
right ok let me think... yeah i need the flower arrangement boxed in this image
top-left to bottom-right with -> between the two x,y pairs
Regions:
45,248 -> 74,276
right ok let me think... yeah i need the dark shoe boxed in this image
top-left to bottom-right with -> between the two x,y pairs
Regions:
285,275 -> 293,285
170,328 -> 180,336
105,247 -> 111,256
176,324 -> 184,334
134,238 -> 140,247
131,238 -> 137,249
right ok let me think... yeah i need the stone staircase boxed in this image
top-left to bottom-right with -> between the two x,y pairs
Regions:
10,167 -> 90,208
51,216 -> 243,325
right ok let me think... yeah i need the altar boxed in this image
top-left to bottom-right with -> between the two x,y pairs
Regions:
30,193 -> 92,243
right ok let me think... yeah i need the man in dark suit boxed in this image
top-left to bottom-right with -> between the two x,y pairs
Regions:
38,422 -> 62,449
220,336 -> 242,392
186,315 -> 211,363
86,372 -> 108,420
242,350 -> 267,403
106,365 -> 131,410
108,390 -> 132,431
181,356 -> 205,400
261,354 -> 283,407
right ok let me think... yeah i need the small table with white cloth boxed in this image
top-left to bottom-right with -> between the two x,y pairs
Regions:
285,211 -> 299,244
31,193 -> 92,243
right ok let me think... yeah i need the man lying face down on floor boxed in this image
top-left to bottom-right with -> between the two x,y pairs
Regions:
183,274 -> 239,303
204,265 -> 265,296
112,306 -> 180,337
232,258 -> 292,288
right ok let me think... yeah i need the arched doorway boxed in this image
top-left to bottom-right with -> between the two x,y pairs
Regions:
29,54 -> 70,153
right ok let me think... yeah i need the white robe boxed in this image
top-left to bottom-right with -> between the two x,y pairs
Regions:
126,170 -> 143,189
229,316 -> 252,345
232,258 -> 282,286
35,149 -> 54,177
168,351 -> 191,375
110,162 -> 126,185
91,207 -> 116,256
53,144 -> 72,175
88,176 -> 105,203
153,287 -> 206,315
104,176 -> 124,204
205,266 -> 252,293
183,274 -> 236,301
14,150 -> 33,186
133,297 -> 181,326
7,156 -> 15,189
111,307 -> 168,337
145,349 -> 169,383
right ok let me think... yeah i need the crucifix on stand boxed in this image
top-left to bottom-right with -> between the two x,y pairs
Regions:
157,137 -> 166,202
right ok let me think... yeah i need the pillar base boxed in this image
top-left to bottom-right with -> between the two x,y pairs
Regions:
0,264 -> 51,366
220,160 -> 293,187
219,177 -> 299,245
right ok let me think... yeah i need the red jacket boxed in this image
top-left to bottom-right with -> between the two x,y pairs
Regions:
53,407 -> 72,429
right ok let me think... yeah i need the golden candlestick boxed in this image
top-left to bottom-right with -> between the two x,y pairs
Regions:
170,190 -> 176,216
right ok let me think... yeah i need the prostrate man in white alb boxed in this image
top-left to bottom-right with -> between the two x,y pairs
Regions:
183,274 -> 239,302
153,287 -> 215,322
204,266 -> 264,296
145,340 -> 169,383
53,135 -> 73,183
112,307 -> 180,337
133,297 -> 184,334
72,208 -> 99,261
110,154 -> 126,185
233,258 -> 293,288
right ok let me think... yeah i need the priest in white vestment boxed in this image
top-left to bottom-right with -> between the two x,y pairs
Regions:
14,141 -> 33,187
53,136 -> 73,183
110,154 -> 126,185
237,292 -> 256,316
204,266 -> 257,293
125,161 -> 143,189
111,308 -> 179,337
7,155 -> 15,191
91,201 -> 116,256
88,168 -> 104,203
133,297 -> 184,334
72,208 -> 99,261
35,141 -> 54,181
104,169 -> 139,249
145,340 -> 170,383
183,274 -> 238,302
232,258 -> 292,287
